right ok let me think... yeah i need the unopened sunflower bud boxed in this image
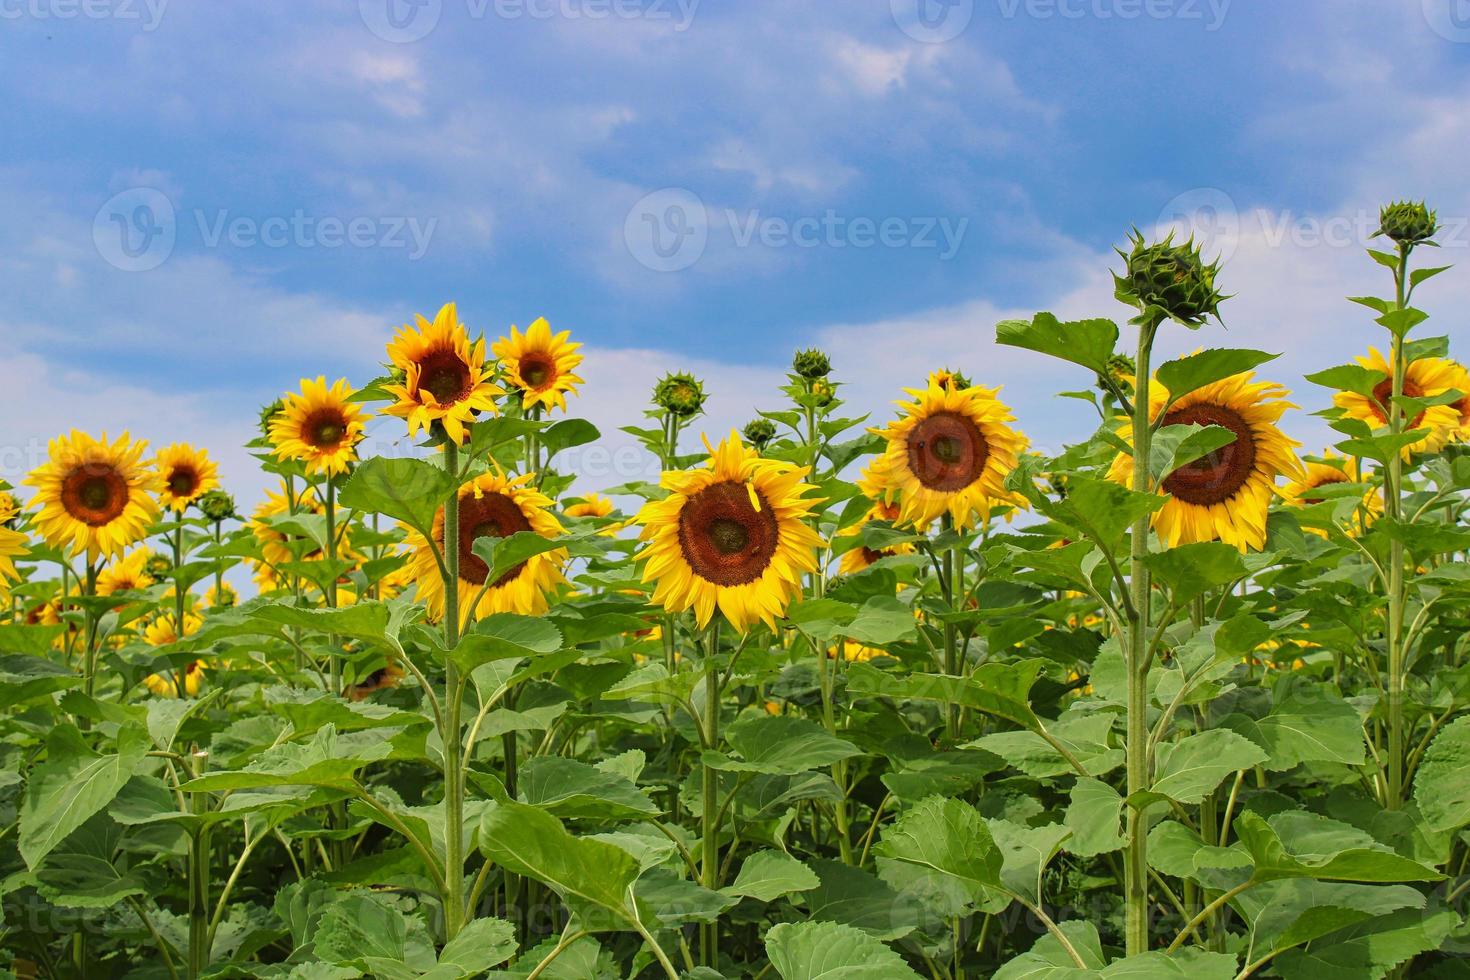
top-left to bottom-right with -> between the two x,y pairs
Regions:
145,555 -> 173,580
198,489 -> 237,522
258,398 -> 285,438
1098,354 -> 1136,398
1375,200 -> 1438,248
743,419 -> 777,451
793,348 -> 832,380
810,378 -> 836,408
1114,231 -> 1226,326
653,372 -> 707,419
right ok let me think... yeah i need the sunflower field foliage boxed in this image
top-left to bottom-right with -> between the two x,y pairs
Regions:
2,203 -> 1470,979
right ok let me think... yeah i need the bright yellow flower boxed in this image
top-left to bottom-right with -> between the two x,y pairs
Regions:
1332,348 -> 1463,456
1279,451 -> 1382,537
383,302 -> 505,444
836,498 -> 915,575
492,318 -> 584,413
564,493 -> 614,519
154,443 -> 219,512
25,431 -> 161,559
866,380 -> 1028,530
269,377 -> 367,477
0,495 -> 27,597
635,431 -> 824,633
403,472 -> 568,626
347,659 -> 406,701
1109,371 -> 1303,552
206,582 -> 238,609
97,546 -> 154,597
144,659 -> 206,698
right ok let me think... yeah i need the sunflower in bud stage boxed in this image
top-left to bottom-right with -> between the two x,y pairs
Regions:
1109,370 -> 1302,552
26,431 -> 161,560
654,372 -> 708,419
257,399 -> 285,440
1114,230 -> 1226,327
1098,354 -> 1137,400
492,318 -> 584,414
270,377 -> 367,477
198,489 -> 237,523
1375,200 -> 1438,248
155,444 -> 220,513
383,302 -> 504,443
743,419 -> 777,452
403,472 -> 568,625
866,380 -> 1027,530
635,431 -> 824,633
1332,348 -> 1463,456
793,348 -> 832,380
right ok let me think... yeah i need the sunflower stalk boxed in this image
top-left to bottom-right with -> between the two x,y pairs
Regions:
441,438 -> 468,941
186,750 -> 211,980
1384,244 -> 1412,809
701,616 -> 723,968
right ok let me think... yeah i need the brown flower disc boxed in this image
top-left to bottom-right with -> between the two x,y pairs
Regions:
417,348 -> 475,406
457,492 -> 535,587
60,464 -> 129,526
1161,403 -> 1257,506
906,411 -> 989,492
677,480 -> 779,586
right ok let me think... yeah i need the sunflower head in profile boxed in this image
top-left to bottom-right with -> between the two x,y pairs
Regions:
634,431 -> 824,633
1280,451 -> 1382,537
564,493 -> 615,519
1446,360 -> 1470,443
865,380 -> 1028,530
144,657 -> 206,698
206,582 -> 238,609
1109,371 -> 1303,552
0,495 -> 26,596
155,443 -> 220,513
144,610 -> 202,648
25,431 -> 161,560
97,546 -> 154,597
269,377 -> 367,477
383,303 -> 505,443
347,658 -> 407,701
928,368 -> 972,392
491,318 -> 584,414
837,498 -> 915,575
403,472 -> 568,626
1332,348 -> 1463,456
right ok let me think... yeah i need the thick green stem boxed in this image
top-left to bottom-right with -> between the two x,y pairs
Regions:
817,638 -> 853,864
941,515 -> 961,741
187,752 -> 211,979
1385,248 -> 1410,809
1125,318 -> 1159,955
700,619 -> 722,967
442,441 -> 467,939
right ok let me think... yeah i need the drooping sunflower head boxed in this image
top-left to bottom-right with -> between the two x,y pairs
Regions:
1332,348 -> 1464,456
270,377 -> 367,477
564,493 -> 615,519
403,472 -> 568,626
1280,451 -> 1381,537
154,443 -> 220,512
384,302 -> 505,443
865,380 -> 1028,530
634,431 -> 824,633
837,498 -> 914,575
1109,371 -> 1303,552
25,431 -> 161,559
97,546 -> 154,597
491,318 -> 584,413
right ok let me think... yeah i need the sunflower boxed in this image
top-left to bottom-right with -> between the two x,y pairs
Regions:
145,611 -> 202,647
383,303 -> 505,443
403,472 -> 568,625
1447,360 -> 1470,443
25,431 -> 161,559
1332,348 -> 1463,455
0,503 -> 25,597
248,481 -> 358,591
206,582 -> 238,609
634,431 -> 824,633
144,659 -> 206,698
269,377 -> 367,477
865,380 -> 1027,530
1280,451 -> 1382,537
836,499 -> 915,575
1109,371 -> 1303,552
564,493 -> 614,519
492,318 -> 584,413
832,640 -> 884,662
347,659 -> 406,701
155,443 -> 220,512
97,546 -> 154,597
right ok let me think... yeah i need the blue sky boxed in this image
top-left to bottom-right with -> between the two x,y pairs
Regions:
2,0 -> 1469,502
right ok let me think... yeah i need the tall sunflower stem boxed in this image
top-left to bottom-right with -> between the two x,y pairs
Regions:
700,617 -> 723,967
172,514 -> 189,698
817,634 -> 853,864
1385,246 -> 1411,809
1125,317 -> 1161,955
941,515 -> 961,741
441,440 -> 467,940
186,751 -> 211,980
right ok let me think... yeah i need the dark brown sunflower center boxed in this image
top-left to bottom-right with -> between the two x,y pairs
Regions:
906,412 -> 989,492
519,354 -> 556,390
304,408 -> 349,450
1371,376 -> 1426,427
455,491 -> 534,587
677,480 -> 780,586
60,464 -> 129,526
419,349 -> 473,406
1162,403 -> 1256,506
1301,472 -> 1347,506
168,466 -> 200,498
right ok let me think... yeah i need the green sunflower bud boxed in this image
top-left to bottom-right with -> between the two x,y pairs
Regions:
198,489 -> 237,523
1114,230 -> 1226,326
1098,354 -> 1136,398
743,419 -> 777,451
653,372 -> 707,419
1375,200 -> 1438,248
258,398 -> 285,438
793,348 -> 832,380
810,378 -> 836,408
145,555 -> 173,580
